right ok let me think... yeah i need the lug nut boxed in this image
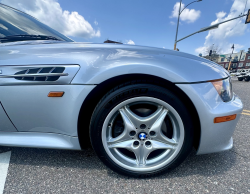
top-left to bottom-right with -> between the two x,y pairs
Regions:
145,141 -> 151,146
134,141 -> 140,146
129,131 -> 136,136
149,131 -> 156,136
140,124 -> 146,129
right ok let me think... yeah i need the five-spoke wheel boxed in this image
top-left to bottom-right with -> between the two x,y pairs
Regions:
90,83 -> 193,177
103,97 -> 183,171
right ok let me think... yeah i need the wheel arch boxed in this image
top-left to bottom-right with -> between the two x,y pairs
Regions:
77,74 -> 201,150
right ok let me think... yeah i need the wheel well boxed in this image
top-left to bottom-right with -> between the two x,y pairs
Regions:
77,74 -> 201,150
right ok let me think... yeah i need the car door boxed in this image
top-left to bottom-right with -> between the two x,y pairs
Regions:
0,102 -> 17,132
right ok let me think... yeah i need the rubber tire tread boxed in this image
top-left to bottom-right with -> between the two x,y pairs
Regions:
90,80 -> 194,178
244,77 -> 250,82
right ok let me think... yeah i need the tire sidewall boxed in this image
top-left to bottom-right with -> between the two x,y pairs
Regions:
90,84 -> 194,177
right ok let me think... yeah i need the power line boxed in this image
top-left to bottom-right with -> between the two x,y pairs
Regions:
231,0 -> 248,33
243,0 -> 248,14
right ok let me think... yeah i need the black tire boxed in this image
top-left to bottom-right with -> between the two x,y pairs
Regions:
90,82 -> 194,177
244,77 -> 250,82
238,77 -> 243,81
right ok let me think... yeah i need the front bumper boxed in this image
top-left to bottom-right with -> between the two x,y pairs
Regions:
177,82 -> 243,155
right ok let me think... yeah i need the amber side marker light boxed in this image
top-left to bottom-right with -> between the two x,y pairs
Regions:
48,92 -> 64,97
214,114 -> 236,123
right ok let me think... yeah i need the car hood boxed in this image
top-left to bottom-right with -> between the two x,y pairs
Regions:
0,40 -> 224,65
0,41 -> 229,83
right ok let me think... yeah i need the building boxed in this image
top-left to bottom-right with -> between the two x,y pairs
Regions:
244,49 -> 250,69
217,50 -> 247,71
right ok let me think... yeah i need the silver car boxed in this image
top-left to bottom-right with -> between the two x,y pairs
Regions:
0,4 -> 243,177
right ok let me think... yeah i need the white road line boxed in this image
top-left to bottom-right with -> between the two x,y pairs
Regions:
0,152 -> 11,194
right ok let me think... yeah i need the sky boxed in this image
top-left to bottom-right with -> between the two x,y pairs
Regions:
1,0 -> 250,56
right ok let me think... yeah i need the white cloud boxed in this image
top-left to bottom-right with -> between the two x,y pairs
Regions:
216,11 -> 227,18
196,0 -> 249,55
195,43 -> 244,55
125,40 -> 135,45
195,46 -> 207,55
170,2 -> 201,23
1,0 -> 100,39
170,21 -> 175,25
94,20 -> 98,26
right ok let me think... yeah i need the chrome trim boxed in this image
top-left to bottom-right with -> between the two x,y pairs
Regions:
0,73 -> 68,78
23,69 -> 29,80
0,65 -> 79,85
37,68 -> 43,73
49,67 -> 56,73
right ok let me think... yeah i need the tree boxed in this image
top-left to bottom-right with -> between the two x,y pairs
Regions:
203,44 -> 221,62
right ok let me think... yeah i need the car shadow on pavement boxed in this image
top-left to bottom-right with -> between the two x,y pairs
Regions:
0,146 -> 238,180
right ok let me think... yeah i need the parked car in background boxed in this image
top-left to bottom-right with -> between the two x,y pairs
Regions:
0,3 -> 243,177
236,69 -> 250,81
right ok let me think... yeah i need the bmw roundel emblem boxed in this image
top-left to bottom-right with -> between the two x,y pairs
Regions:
138,132 -> 147,140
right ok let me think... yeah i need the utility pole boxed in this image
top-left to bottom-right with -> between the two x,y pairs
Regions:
174,0 -> 202,50
175,13 -> 248,47
228,44 -> 235,71
174,0 -> 182,51
239,50 -> 243,68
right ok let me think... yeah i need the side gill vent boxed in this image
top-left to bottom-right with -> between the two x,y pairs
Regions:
14,67 -> 65,81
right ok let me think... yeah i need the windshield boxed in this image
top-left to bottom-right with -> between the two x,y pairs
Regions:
0,4 -> 73,43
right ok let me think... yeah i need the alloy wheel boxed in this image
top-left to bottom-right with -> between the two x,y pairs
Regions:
101,97 -> 184,172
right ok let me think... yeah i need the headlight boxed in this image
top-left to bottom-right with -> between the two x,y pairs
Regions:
211,78 -> 233,102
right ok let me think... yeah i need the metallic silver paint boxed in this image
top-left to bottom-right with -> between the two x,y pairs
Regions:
0,42 -> 228,84
0,85 -> 96,136
177,82 -> 243,154
0,41 -> 243,154
0,131 -> 81,150
0,72 -> 68,78
0,65 -> 79,85
0,104 -> 16,132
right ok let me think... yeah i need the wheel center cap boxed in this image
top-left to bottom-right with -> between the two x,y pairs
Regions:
138,132 -> 147,140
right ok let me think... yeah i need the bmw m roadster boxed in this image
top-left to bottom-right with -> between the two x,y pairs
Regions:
0,3 -> 243,177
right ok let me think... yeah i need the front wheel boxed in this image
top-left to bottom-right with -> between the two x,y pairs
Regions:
244,77 -> 250,82
90,83 -> 194,177
238,77 -> 243,81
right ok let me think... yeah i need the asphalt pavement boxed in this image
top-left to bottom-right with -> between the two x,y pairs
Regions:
0,79 -> 250,194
